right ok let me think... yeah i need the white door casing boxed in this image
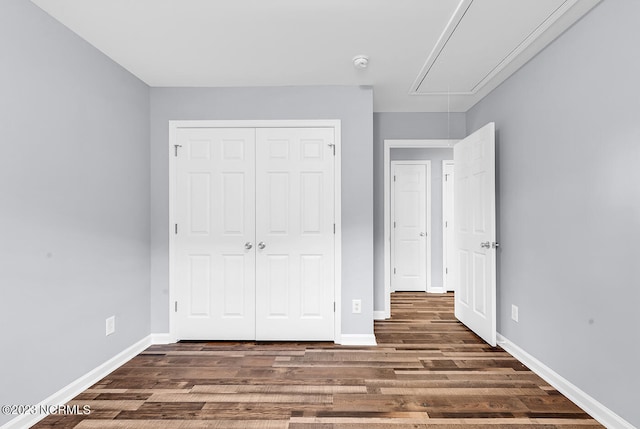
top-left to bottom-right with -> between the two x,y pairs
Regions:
453,122 -> 497,346
173,128 -> 257,340
442,160 -> 455,292
381,140 -> 456,320
170,120 -> 341,342
255,128 -> 335,340
390,161 -> 430,292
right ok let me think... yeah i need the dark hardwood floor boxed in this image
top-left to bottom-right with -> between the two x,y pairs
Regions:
33,293 -> 602,428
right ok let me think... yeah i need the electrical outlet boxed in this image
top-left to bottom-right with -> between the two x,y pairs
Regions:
106,316 -> 115,336
511,305 -> 519,322
352,299 -> 362,314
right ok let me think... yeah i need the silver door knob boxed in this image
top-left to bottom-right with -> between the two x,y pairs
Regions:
480,241 -> 491,249
244,242 -> 253,250
258,242 -> 266,250
420,232 -> 426,237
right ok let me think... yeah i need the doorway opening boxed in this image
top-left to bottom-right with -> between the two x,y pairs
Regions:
382,139 -> 457,319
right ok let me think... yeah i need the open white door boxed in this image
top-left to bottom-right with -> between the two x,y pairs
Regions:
453,123 -> 496,346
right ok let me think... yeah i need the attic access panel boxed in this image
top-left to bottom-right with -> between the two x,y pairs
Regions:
412,0 -> 578,95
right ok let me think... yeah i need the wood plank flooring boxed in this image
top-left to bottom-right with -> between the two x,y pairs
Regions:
32,293 -> 602,428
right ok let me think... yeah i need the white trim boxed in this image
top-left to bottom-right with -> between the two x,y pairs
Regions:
497,334 -> 635,429
390,160 -> 432,293
383,139 -> 457,319
442,160 -> 455,292
384,139 -> 457,148
169,120 -> 342,343
169,120 -> 342,129
338,334 -> 377,346
373,310 -> 387,321
332,123 -> 343,344
409,0 -> 601,96
150,333 -> 174,345
1,336 -> 152,429
408,0 -> 472,95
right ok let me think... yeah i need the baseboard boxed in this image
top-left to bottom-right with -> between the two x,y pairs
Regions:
497,333 -> 635,429
0,336 -> 152,429
150,332 -> 175,344
373,310 -> 387,320
427,287 -> 445,294
339,334 -> 377,346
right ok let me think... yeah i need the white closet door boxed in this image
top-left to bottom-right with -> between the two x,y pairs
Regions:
174,128 -> 256,340
391,162 -> 428,292
255,128 -> 335,341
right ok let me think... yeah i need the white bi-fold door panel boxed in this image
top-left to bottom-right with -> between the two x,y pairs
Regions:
174,128 -> 257,340
173,126 -> 335,341
255,128 -> 335,340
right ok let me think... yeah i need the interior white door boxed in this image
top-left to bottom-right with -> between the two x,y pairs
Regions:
391,162 -> 428,292
174,128 -> 256,340
255,128 -> 335,341
442,161 -> 455,292
453,122 -> 497,346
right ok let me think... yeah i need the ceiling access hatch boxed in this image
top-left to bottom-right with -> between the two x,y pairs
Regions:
411,0 -> 600,96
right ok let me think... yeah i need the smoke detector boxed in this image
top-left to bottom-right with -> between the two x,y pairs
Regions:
353,55 -> 369,69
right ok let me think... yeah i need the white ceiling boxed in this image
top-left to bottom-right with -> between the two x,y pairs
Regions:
30,0 -> 600,112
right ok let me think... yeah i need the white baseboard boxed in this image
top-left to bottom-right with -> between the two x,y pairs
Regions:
339,334 -> 377,346
150,333 -> 174,344
373,310 -> 387,320
1,336 -> 152,429
497,333 -> 635,429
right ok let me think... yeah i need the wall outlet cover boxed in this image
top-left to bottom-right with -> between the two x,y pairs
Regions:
106,316 -> 116,336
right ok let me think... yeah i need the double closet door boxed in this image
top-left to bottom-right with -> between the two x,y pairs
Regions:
173,127 -> 335,341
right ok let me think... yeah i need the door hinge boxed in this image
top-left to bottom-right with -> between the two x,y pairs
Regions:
446,268 -> 448,274
445,174 -> 448,182
393,175 -> 396,182
445,221 -> 448,228
393,221 -> 396,228
174,144 -> 182,157
174,301 -> 178,312
328,143 -> 335,156
333,223 -> 336,234
393,267 -> 396,274
333,302 -> 336,312
175,224 -> 178,234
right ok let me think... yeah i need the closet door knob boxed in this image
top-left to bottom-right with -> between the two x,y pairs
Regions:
258,242 -> 266,250
244,242 -> 253,250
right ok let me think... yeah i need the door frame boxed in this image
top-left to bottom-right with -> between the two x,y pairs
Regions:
390,160 -> 432,293
442,160 -> 454,292
381,139 -> 457,320
168,120 -> 342,343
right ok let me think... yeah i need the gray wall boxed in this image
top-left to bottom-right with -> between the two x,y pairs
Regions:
467,1 -> 640,425
0,0 -> 150,425
150,86 -> 374,335
373,113 -> 466,311
390,148 -> 453,291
